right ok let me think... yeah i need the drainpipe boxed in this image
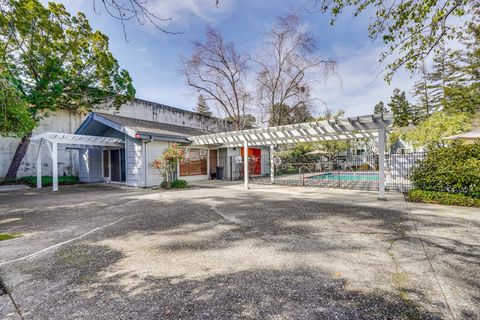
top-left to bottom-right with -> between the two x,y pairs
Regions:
142,136 -> 153,188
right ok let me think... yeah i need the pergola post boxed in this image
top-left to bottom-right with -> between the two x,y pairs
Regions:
52,142 -> 58,192
36,140 -> 42,189
270,145 -> 275,184
378,128 -> 386,200
244,140 -> 249,189
207,149 -> 211,180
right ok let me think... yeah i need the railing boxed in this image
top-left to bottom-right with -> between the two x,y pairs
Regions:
205,152 -> 426,192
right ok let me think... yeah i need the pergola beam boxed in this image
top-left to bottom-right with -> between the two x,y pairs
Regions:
31,132 -> 125,192
189,113 -> 393,199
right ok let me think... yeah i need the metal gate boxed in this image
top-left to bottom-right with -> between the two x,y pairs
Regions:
250,152 -> 426,192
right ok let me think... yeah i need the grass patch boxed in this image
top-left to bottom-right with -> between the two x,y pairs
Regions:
408,189 -> 480,207
1,175 -> 79,188
0,233 -> 22,241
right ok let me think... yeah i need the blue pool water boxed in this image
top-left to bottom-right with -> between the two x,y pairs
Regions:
309,172 -> 379,181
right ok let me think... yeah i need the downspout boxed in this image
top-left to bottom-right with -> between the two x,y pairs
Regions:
143,136 -> 153,187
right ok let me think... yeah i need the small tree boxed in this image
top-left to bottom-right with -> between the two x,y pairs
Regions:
316,109 -> 351,162
402,111 -> 473,150
151,144 -> 185,188
194,94 -> 212,117
373,101 -> 388,114
388,89 -> 414,127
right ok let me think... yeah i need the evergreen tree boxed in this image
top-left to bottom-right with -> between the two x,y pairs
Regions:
443,7 -> 480,115
373,101 -> 388,114
412,62 -> 432,122
428,44 -> 459,112
388,89 -> 413,127
194,95 -> 212,117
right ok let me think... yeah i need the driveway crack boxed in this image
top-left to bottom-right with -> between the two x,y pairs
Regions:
402,193 -> 455,320
0,275 -> 24,320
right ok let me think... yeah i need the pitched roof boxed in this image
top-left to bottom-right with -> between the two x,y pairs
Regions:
94,113 -> 207,138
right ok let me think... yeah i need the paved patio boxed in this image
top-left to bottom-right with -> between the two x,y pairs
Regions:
0,183 -> 478,319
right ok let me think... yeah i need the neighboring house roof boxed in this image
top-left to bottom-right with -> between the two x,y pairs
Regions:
444,129 -> 480,141
76,112 -> 207,142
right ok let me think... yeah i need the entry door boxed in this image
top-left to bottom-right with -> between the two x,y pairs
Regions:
102,149 -> 126,182
102,150 -> 110,180
209,149 -> 218,176
111,150 -> 120,181
241,147 -> 262,175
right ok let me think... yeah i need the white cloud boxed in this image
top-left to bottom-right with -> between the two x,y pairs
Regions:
148,0 -> 236,26
311,44 -> 416,117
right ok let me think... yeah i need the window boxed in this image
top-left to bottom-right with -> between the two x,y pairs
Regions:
180,148 -> 208,176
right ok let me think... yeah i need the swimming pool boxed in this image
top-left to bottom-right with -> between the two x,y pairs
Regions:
309,172 -> 379,181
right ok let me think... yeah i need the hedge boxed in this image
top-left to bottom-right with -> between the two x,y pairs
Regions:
15,176 -> 79,187
410,144 -> 480,198
408,189 -> 480,207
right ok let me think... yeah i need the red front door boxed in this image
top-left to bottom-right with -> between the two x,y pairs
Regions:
241,147 -> 262,175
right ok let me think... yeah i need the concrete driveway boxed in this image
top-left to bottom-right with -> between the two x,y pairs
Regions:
0,183 -> 478,319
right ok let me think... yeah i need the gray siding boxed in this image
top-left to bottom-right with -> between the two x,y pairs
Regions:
126,136 -> 144,187
78,149 -> 103,183
89,149 -> 103,182
79,149 -> 89,182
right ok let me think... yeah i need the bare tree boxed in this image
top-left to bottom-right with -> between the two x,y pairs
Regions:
91,0 -> 181,39
180,26 -> 250,130
253,14 -> 336,126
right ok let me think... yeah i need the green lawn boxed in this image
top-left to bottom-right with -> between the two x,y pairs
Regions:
0,233 -> 22,241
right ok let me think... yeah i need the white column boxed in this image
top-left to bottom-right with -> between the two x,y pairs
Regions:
378,128 -> 386,200
52,142 -> 58,192
244,140 -> 249,189
36,140 -> 42,189
207,149 -> 211,180
270,145 -> 275,184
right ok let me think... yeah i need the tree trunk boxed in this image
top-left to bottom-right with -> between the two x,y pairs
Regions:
4,132 -> 32,180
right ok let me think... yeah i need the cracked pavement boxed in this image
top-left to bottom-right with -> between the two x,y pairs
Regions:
0,182 -> 479,319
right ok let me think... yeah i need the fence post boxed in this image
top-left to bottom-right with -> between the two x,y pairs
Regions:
270,145 -> 275,184
378,128 -> 386,200
244,140 -> 249,189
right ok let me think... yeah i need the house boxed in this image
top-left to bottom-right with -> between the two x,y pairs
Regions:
0,98 -> 231,179
66,112 -> 270,187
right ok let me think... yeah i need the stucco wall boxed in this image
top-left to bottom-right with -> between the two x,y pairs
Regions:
0,109 -> 84,179
0,99 -> 226,179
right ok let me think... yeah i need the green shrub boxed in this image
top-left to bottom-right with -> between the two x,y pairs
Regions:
408,189 -> 480,207
410,144 -> 480,198
160,179 -> 188,189
171,179 -> 188,189
16,176 -> 79,187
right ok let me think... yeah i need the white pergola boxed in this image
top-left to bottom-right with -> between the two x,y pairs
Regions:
31,132 -> 124,191
189,114 -> 393,199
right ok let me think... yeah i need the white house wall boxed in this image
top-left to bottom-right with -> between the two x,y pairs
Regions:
144,140 -> 169,187
126,136 -> 144,187
0,99 -> 224,179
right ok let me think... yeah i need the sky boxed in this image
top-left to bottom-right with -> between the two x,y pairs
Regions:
54,0 -> 417,118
